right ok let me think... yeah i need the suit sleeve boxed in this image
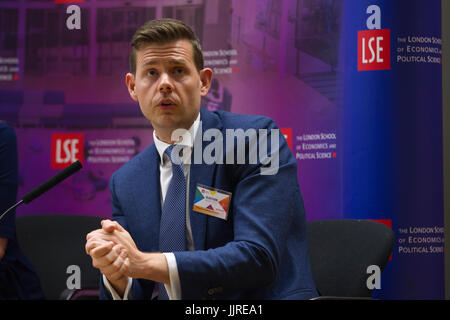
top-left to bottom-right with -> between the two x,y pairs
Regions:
99,171 -> 155,300
174,118 -> 301,299
98,172 -> 125,300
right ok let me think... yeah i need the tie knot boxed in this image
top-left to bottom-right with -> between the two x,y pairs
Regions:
164,145 -> 183,165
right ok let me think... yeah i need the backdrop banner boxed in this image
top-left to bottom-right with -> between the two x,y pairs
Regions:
340,0 -> 443,299
0,0 -> 443,299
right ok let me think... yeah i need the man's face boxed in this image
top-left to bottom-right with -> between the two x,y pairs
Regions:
126,39 -> 212,140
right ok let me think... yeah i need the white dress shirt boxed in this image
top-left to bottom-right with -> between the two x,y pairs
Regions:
103,113 -> 200,300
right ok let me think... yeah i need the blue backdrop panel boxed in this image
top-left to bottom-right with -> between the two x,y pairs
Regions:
340,0 -> 443,299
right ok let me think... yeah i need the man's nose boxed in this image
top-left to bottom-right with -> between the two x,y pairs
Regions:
159,73 -> 173,93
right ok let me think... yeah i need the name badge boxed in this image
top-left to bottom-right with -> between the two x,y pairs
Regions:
193,184 -> 231,220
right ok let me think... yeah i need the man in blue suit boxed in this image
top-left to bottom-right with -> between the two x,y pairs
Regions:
85,19 -> 318,300
0,122 -> 44,299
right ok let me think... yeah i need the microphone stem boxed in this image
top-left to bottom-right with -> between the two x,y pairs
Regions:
0,199 -> 24,223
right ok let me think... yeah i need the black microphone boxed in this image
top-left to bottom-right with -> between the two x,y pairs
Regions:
0,160 -> 83,222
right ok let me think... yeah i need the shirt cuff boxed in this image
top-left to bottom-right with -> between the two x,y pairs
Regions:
102,275 -> 132,300
162,252 -> 182,300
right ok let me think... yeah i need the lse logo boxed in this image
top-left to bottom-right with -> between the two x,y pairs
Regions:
51,133 -> 84,169
358,29 -> 390,71
280,128 -> 292,151
358,5 -> 390,71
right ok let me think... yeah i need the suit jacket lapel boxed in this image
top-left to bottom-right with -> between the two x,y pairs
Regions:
132,144 -> 162,252
188,108 -> 222,250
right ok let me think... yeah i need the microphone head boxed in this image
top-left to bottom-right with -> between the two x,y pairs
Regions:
71,160 -> 83,171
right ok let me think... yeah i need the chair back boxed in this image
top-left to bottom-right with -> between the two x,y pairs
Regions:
307,219 -> 395,297
16,214 -> 102,299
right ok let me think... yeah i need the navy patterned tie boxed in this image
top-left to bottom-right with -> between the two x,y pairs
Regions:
158,144 -> 186,300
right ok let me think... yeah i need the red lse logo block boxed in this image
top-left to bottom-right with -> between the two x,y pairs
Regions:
358,29 -> 390,71
51,133 -> 84,169
280,128 -> 292,151
369,219 -> 393,260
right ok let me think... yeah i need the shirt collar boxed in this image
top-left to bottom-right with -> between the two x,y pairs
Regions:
153,112 -> 201,164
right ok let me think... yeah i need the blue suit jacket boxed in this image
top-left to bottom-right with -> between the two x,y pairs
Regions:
100,109 -> 318,300
0,123 -> 44,299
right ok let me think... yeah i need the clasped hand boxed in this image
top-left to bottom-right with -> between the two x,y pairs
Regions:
85,220 -> 140,282
86,220 -> 170,296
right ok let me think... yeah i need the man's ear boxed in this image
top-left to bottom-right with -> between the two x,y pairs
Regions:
199,68 -> 213,97
126,73 -> 138,102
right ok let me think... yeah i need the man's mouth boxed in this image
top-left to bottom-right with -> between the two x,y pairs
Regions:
159,99 -> 176,108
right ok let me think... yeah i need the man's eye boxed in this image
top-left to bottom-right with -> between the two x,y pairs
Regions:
174,68 -> 184,74
147,70 -> 157,76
